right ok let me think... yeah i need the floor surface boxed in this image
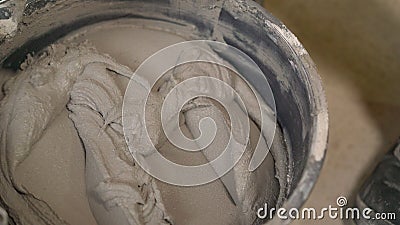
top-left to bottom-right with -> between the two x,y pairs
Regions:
262,0 -> 400,224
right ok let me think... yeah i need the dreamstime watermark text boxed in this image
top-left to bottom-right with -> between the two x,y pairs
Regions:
257,196 -> 397,221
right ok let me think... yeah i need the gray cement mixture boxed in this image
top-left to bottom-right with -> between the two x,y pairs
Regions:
0,19 -> 288,225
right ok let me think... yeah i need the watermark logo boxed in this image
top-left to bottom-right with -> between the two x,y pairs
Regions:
336,196 -> 347,207
122,40 -> 276,186
257,196 -> 397,221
